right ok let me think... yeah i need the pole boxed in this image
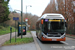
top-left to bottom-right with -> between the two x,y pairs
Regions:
26,6 -> 27,31
10,27 -> 12,43
65,0 -> 66,19
21,0 -> 23,39
25,5 -> 32,31
15,20 -> 16,42
26,6 -> 27,17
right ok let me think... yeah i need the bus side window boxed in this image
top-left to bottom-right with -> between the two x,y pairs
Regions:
36,23 -> 40,30
39,23 -> 41,29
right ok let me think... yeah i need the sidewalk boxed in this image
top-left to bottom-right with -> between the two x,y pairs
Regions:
17,32 -> 32,38
0,32 -> 37,50
0,32 -> 16,47
66,34 -> 75,39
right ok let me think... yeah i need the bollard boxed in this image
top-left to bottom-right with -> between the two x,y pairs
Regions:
10,27 -> 12,43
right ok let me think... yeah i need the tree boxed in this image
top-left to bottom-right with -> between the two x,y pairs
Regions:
23,13 -> 39,30
0,0 -> 10,23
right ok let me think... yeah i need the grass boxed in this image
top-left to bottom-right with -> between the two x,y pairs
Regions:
2,37 -> 33,46
0,26 -> 15,35
27,30 -> 31,33
0,26 -> 33,46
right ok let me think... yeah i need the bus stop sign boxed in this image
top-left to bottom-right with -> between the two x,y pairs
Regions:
13,17 -> 19,20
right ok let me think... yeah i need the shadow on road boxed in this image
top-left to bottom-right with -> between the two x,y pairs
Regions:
41,41 -> 64,44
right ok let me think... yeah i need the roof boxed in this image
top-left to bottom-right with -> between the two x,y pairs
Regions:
41,13 -> 65,19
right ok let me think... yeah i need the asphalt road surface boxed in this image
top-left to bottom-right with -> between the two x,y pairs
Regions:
31,31 -> 75,50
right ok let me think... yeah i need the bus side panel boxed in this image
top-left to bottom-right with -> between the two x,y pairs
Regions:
36,21 -> 40,38
36,21 -> 43,40
39,22 -> 43,40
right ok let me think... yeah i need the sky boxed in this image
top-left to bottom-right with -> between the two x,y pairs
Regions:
8,0 -> 50,16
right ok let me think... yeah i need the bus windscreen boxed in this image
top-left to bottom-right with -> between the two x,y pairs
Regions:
43,22 -> 65,33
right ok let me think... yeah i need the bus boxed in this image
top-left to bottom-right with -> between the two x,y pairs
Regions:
36,13 -> 67,41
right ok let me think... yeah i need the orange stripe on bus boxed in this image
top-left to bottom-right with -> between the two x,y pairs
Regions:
41,36 -> 66,41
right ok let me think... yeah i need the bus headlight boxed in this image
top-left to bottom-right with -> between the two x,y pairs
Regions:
42,32 -> 46,38
61,35 -> 65,38
43,36 -> 46,38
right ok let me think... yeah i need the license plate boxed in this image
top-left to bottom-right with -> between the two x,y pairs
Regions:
52,39 -> 56,41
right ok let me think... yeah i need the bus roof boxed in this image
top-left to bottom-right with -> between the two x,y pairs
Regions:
41,13 -> 65,19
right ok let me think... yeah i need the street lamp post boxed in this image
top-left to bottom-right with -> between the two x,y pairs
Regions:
21,0 -> 23,39
26,5 -> 32,30
26,5 -> 32,18
65,0 -> 66,19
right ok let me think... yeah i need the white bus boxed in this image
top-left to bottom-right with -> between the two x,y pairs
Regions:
36,13 -> 67,41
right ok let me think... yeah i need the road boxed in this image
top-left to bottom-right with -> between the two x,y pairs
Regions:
31,31 -> 75,50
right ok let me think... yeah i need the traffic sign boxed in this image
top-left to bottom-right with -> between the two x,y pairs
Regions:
25,18 -> 28,22
13,17 -> 19,20
13,17 -> 19,42
23,29 -> 25,32
4,0 -> 7,2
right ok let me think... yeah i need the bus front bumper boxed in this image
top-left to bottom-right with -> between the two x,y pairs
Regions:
41,36 -> 66,41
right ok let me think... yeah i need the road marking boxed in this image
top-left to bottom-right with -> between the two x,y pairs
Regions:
31,32 -> 41,50
61,41 -> 69,45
